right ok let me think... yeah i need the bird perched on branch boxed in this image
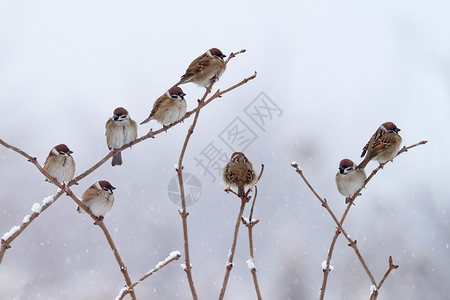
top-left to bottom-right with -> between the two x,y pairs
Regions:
77,180 -> 115,218
222,152 -> 258,198
175,48 -> 226,87
358,122 -> 402,169
335,159 -> 366,204
106,107 -> 138,166
43,144 -> 75,183
140,86 -> 187,126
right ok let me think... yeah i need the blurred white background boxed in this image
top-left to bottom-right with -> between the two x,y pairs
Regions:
1,0 -> 449,299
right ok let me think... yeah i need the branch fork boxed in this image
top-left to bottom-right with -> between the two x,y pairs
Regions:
292,141 -> 427,299
1,48 -> 256,299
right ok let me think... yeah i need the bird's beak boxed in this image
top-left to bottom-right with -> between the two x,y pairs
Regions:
339,167 -> 345,174
396,128 -> 401,132
68,151 -> 73,155
110,186 -> 116,190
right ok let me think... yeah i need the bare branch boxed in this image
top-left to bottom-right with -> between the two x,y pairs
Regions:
242,186 -> 262,300
291,163 -> 378,287
377,256 -> 399,291
219,159 -> 264,299
291,140 -> 427,299
175,89 -> 206,300
64,187 -> 136,299
218,198 -> 247,300
248,165 -> 264,221
117,251 -> 182,299
319,227 -> 340,298
174,49 -> 255,300
0,48 -> 256,298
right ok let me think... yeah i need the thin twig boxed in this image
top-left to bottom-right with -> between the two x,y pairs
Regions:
117,251 -> 182,300
369,256 -> 399,300
218,198 -> 247,300
247,225 -> 262,300
319,227 -> 340,298
249,164 -> 264,221
377,256 -> 399,291
242,185 -> 262,300
291,163 -> 377,287
249,185 -> 258,222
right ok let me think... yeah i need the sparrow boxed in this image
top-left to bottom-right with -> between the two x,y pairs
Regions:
222,152 -> 258,198
77,180 -> 115,218
335,159 -> 367,204
140,86 -> 187,126
358,122 -> 402,169
175,48 -> 226,87
106,107 -> 138,166
43,144 -> 76,183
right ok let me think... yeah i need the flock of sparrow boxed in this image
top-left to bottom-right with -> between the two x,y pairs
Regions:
41,48 -> 257,218
41,47 -> 403,218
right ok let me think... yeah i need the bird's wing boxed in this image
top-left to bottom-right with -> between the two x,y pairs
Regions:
180,53 -> 210,80
361,129 -> 382,157
370,135 -> 398,153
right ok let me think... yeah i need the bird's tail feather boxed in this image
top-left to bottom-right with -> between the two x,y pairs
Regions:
112,153 -> 122,166
238,185 -> 245,198
357,157 -> 370,169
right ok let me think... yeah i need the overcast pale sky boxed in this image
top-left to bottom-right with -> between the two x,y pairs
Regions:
1,1 -> 449,299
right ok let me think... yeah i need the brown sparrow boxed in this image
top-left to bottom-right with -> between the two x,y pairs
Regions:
175,48 -> 226,87
335,159 -> 366,204
140,86 -> 187,126
222,152 -> 258,198
43,144 -> 75,183
358,122 -> 402,169
77,180 -> 115,218
106,107 -> 138,166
